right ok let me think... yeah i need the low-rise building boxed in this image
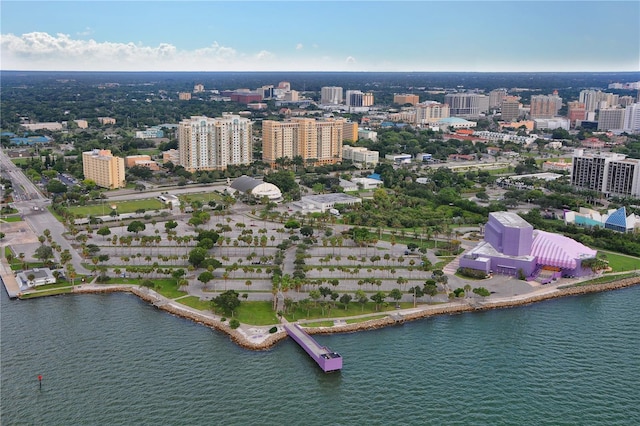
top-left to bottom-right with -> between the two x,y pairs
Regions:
292,193 -> 362,213
135,127 -> 164,139
21,122 -> 63,131
16,268 -> 56,289
125,155 -> 160,171
342,146 -> 379,167
98,117 -> 116,125
229,175 -> 282,201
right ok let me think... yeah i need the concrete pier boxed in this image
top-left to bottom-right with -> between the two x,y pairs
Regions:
284,323 -> 342,372
1,258 -> 21,299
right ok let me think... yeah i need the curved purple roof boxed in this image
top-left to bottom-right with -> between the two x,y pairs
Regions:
531,230 -> 597,269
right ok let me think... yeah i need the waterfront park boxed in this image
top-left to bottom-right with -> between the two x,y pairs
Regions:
4,185 -> 640,345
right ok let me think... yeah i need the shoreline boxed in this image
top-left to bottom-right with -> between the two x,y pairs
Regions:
23,275 -> 640,350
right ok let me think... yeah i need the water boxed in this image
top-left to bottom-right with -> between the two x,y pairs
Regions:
2,287 -> 639,425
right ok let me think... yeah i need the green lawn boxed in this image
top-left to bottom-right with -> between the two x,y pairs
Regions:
67,198 -> 164,216
1,216 -> 23,222
233,301 -> 280,325
179,192 -> 223,204
177,297 -> 280,326
600,251 -> 640,272
302,320 -> 335,327
150,279 -> 187,299
346,314 -> 388,324
20,287 -> 73,298
178,296 -> 211,310
283,301 -> 413,322
11,158 -> 29,165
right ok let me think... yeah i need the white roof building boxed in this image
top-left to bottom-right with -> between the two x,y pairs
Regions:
229,175 -> 282,201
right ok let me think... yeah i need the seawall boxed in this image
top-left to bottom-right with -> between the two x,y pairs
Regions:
36,275 -> 640,350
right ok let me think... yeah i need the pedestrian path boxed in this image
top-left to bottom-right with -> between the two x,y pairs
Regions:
442,249 -> 468,275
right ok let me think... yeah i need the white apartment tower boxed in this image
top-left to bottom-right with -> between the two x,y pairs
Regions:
444,93 -> 490,117
571,149 -> 640,197
321,86 -> 343,105
178,115 -> 252,172
597,108 -> 626,131
623,103 -> 640,132
579,90 -> 620,112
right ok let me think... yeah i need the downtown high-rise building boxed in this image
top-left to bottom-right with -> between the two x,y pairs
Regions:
567,101 -> 587,127
178,114 -> 252,172
571,149 -> 640,198
597,108 -> 626,131
500,96 -> 521,122
444,93 -> 490,117
345,90 -> 374,107
489,89 -> 508,108
529,92 -> 562,119
393,94 -> 420,106
321,86 -> 343,105
262,118 -> 344,166
579,90 -> 620,112
623,103 -> 640,132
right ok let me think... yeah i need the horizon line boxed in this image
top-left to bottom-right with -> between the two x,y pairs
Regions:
3,69 -> 640,74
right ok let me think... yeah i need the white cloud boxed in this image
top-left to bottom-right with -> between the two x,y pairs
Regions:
345,56 -> 357,64
77,27 -> 93,37
0,32 -> 283,71
255,50 -> 275,61
296,43 -> 303,50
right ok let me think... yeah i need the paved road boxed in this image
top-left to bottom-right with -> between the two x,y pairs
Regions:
1,149 -> 90,274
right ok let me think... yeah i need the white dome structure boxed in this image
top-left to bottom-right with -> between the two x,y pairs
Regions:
229,175 -> 282,201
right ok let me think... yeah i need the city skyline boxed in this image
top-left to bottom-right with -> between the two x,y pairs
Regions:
1,1 -> 638,73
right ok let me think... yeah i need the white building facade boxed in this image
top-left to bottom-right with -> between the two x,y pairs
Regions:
178,114 -> 252,172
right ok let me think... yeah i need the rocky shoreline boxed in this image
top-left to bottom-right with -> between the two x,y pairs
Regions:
67,276 -> 640,350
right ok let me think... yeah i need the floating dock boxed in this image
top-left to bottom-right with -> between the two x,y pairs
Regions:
284,323 -> 342,372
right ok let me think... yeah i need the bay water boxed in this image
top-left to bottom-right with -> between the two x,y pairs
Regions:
2,287 -> 639,425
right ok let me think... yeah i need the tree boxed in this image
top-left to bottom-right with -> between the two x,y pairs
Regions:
388,288 -> 403,306
127,221 -> 146,234
339,293 -> 352,310
355,289 -> 368,312
46,179 -> 67,194
309,289 -> 321,306
370,291 -> 386,311
284,219 -> 300,230
34,245 -> 53,264
424,280 -> 438,299
212,290 -> 241,317
97,226 -> 111,240
198,271 -> 214,288
410,285 -> 424,307
188,247 -> 208,268
165,220 -> 178,232
473,287 -> 491,298
300,225 -> 314,237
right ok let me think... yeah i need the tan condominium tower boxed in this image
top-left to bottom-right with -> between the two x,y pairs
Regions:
178,114 -> 252,172
82,149 -> 126,189
262,118 -> 344,167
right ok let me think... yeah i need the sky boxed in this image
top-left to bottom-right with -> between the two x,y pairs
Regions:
1,1 -> 639,72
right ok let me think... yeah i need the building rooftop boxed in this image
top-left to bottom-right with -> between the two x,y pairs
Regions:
490,211 -> 532,229
301,193 -> 361,204
230,175 -> 263,193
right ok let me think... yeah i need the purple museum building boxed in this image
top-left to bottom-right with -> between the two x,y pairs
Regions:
459,212 -> 597,282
